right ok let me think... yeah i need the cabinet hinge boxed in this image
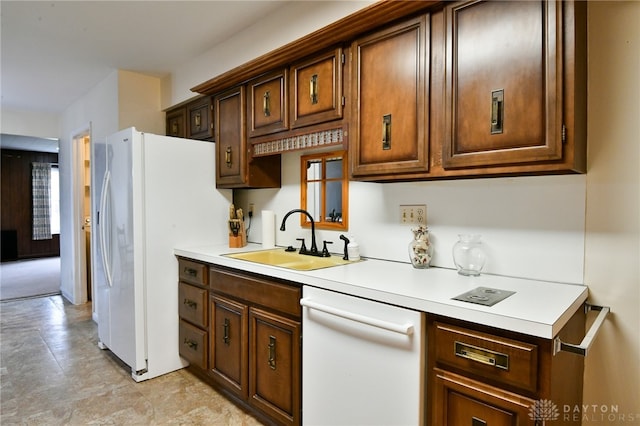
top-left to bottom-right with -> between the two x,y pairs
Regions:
562,124 -> 567,143
341,53 -> 346,64
341,96 -> 346,107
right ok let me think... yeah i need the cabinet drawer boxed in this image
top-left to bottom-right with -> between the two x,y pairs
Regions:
178,282 -> 208,328
179,259 -> 207,286
434,322 -> 538,393
433,368 -> 535,426
179,320 -> 208,369
210,268 -> 301,318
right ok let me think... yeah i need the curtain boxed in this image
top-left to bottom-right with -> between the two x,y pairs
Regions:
32,162 -> 52,240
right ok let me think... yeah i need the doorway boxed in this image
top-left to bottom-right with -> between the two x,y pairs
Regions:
82,135 -> 92,301
71,129 -> 92,305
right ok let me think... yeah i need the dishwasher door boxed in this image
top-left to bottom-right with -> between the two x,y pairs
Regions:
301,286 -> 425,426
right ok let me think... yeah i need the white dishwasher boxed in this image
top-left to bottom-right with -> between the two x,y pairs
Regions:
301,286 -> 425,426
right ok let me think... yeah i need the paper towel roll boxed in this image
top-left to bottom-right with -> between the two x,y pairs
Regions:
262,210 -> 276,249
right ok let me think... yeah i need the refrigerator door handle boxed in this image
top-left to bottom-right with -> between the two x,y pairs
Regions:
99,170 -> 113,287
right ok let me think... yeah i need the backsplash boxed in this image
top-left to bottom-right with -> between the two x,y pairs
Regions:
235,151 -> 586,284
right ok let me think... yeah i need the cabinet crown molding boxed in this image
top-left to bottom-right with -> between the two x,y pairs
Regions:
191,0 -> 438,96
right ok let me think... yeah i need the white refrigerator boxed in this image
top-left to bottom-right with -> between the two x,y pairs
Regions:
93,127 -> 231,382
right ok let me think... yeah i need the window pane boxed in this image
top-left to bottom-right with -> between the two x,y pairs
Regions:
326,158 -> 342,179
306,160 -> 322,181
306,181 -> 321,221
325,181 -> 342,222
50,166 -> 60,235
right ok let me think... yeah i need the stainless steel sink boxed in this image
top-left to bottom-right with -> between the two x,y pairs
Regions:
222,248 -> 353,271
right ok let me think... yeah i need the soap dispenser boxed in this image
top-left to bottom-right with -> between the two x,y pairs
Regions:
347,235 -> 360,261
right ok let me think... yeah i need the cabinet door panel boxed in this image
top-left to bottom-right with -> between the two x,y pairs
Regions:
291,48 -> 343,128
187,97 -> 213,140
443,1 -> 562,168
215,86 -> 246,186
210,295 -> 249,398
351,15 -> 429,177
166,108 -> 186,138
248,70 -> 288,137
249,308 -> 301,426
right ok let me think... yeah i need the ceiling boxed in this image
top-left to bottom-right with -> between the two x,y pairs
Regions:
1,0 -> 290,152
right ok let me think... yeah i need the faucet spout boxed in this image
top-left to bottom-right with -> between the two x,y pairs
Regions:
280,209 -> 318,255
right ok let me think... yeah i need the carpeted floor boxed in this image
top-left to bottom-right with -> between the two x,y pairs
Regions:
0,257 -> 61,301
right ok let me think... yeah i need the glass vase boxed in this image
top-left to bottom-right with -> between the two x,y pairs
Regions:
452,234 -> 486,276
408,226 -> 433,269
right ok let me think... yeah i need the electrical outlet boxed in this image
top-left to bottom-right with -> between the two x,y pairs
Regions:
400,204 -> 427,224
248,203 -> 254,217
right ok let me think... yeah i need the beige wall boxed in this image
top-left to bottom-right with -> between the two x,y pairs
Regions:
118,70 -> 164,134
582,2 -> 640,423
58,70 -> 163,303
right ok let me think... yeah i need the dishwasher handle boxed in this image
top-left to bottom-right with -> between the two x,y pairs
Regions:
300,298 -> 415,336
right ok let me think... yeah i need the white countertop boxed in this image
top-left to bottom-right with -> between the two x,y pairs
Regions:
174,243 -> 588,339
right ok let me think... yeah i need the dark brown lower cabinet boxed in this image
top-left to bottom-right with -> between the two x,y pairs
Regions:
178,260 -> 301,426
249,308 -> 301,426
428,310 -> 586,426
210,295 -> 248,399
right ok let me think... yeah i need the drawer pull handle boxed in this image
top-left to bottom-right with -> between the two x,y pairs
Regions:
310,74 -> 319,105
263,90 -> 271,117
223,318 -> 230,345
472,417 -> 487,426
184,267 -> 198,277
382,114 -> 391,150
183,338 -> 198,350
225,146 -> 232,168
554,303 -> 610,356
183,298 -> 197,309
268,335 -> 277,370
490,89 -> 504,134
455,341 -> 509,370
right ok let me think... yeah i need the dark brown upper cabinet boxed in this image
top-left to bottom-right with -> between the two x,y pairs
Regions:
166,107 -> 186,138
166,96 -> 213,141
290,48 -> 345,129
440,0 -> 586,174
187,96 -> 213,141
247,69 -> 289,138
350,15 -> 430,179
214,86 -> 281,189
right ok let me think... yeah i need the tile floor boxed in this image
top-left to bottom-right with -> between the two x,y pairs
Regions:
0,295 -> 263,425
